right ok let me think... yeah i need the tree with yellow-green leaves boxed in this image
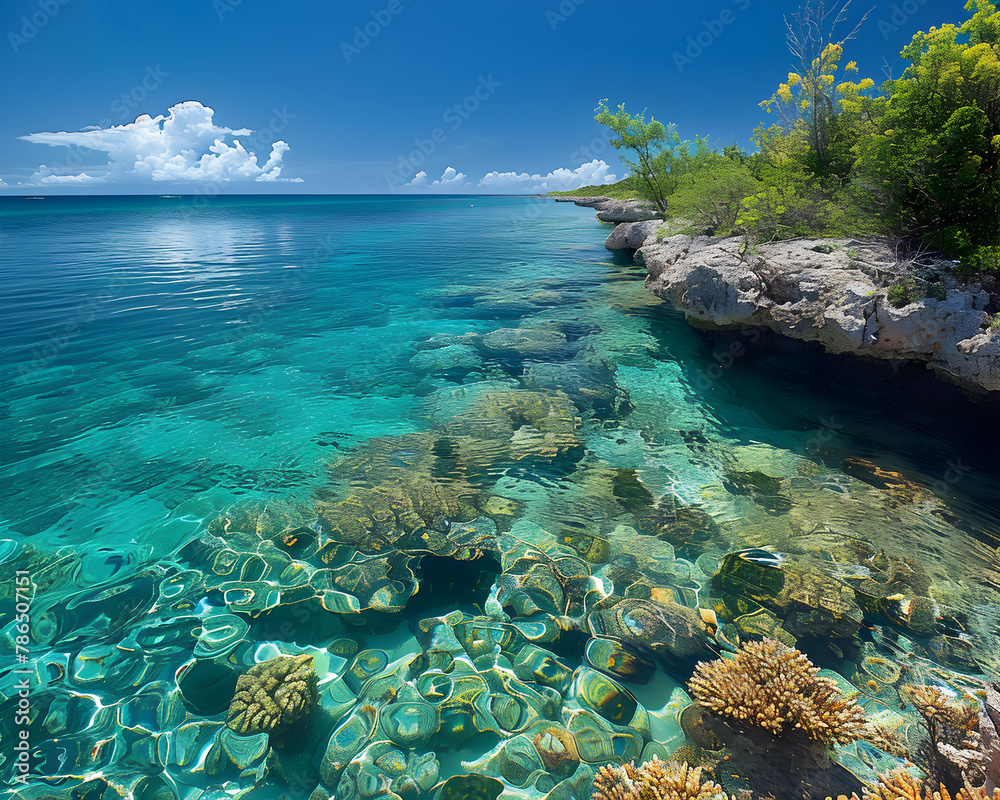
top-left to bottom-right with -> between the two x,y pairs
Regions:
731,1 -> 879,246
760,1 -> 870,176
847,0 -> 1000,273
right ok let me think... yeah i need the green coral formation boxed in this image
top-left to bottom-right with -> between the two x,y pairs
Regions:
226,654 -> 319,735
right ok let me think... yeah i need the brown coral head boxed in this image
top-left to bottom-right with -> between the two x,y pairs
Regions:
860,767 -> 1000,800
863,769 -> 938,800
901,683 -> 983,774
903,685 -> 951,718
902,685 -> 980,732
591,760 -> 636,800
532,727 -> 579,776
687,638 -> 868,744
590,754 -> 730,800
226,654 -> 319,735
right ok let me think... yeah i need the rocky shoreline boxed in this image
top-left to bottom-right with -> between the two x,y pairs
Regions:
559,196 -> 1000,396
553,195 -> 661,224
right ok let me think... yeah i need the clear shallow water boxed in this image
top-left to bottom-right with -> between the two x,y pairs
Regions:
1,195 -> 998,798
1,196 -> 600,548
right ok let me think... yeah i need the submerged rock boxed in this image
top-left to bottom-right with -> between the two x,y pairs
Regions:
981,682 -> 1000,792
482,327 -> 568,354
714,550 -> 863,642
176,658 -> 238,716
636,500 -> 721,558
841,457 -> 933,504
588,597 -> 708,660
226,654 -> 318,735
432,774 -> 504,800
409,344 -> 482,372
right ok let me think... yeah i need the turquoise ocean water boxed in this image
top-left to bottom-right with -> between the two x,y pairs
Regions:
1,195 -> 998,799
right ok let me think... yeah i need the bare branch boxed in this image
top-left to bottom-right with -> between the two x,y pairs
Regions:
785,0 -> 873,75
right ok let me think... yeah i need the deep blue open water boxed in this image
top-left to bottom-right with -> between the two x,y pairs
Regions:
1,195 -> 998,799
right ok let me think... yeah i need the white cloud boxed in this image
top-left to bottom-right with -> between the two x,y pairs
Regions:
478,159 -> 617,193
28,169 -> 101,185
405,170 -> 429,188
403,166 -> 468,191
20,101 -> 297,185
434,166 -> 467,187
0,178 -> 8,187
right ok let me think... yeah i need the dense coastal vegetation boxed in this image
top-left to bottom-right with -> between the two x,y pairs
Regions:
554,0 -> 1000,279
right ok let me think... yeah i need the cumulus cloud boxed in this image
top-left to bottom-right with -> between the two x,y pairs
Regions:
435,166 -> 467,187
20,101 -> 297,185
405,171 -> 429,189
477,159 -> 617,193
0,178 -> 8,187
403,166 -> 468,191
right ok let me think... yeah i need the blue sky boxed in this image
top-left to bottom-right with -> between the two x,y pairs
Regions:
0,0 -> 963,194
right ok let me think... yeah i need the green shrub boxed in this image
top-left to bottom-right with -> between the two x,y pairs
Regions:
957,245 -> 1000,279
850,2 -> 1000,276
668,155 -> 761,235
887,279 -> 920,308
547,175 -> 647,200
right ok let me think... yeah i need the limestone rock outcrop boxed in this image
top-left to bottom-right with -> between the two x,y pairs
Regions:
604,219 -> 662,251
553,195 -> 662,223
631,232 -> 999,394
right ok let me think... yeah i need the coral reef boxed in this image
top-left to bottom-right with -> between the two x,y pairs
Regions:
861,723 -> 911,759
902,684 -> 982,787
981,683 -> 1000,792
448,387 -> 582,459
863,770 -> 940,800
318,432 -> 490,544
226,654 -> 318,735
688,638 -> 868,744
591,754 -> 732,800
862,768 -> 1000,800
